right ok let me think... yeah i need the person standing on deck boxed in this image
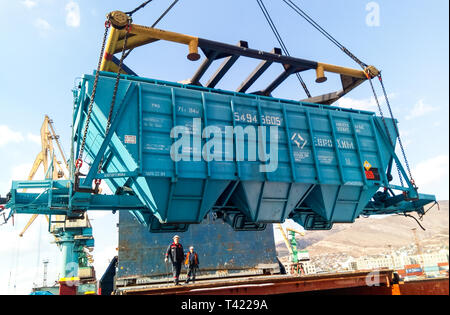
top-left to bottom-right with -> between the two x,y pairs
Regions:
165,235 -> 185,285
185,246 -> 199,284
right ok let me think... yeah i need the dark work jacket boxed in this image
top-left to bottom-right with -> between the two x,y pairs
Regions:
166,242 -> 184,264
185,251 -> 199,268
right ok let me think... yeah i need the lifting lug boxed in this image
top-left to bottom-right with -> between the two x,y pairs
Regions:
107,11 -> 132,30
364,65 -> 380,79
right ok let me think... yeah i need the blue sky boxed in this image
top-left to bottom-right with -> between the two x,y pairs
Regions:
0,0 -> 448,294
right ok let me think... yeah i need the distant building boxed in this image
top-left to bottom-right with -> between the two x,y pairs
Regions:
348,249 -> 449,273
352,256 -> 393,270
411,252 -> 449,267
301,261 -> 317,275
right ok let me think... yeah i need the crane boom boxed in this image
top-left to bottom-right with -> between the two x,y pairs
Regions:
276,224 -> 293,256
18,116 -> 69,237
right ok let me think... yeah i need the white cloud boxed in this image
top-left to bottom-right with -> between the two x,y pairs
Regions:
0,125 -> 24,147
21,0 -> 37,9
337,93 -> 396,112
11,163 -> 34,181
34,18 -> 51,35
397,129 -> 412,146
26,133 -> 41,145
0,164 -> 25,197
405,99 -> 438,120
65,1 -> 81,28
0,126 -> 44,148
337,96 -> 376,112
0,162 -> 43,194
413,155 -> 449,187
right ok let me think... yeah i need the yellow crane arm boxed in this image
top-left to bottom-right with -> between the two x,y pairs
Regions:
47,117 -> 69,171
276,223 -> 293,256
286,227 -> 305,236
18,116 -> 70,237
19,214 -> 50,237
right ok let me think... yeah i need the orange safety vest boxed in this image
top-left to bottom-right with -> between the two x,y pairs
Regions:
185,252 -> 198,266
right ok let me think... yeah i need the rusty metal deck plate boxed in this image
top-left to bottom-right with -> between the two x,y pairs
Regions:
116,270 -> 394,295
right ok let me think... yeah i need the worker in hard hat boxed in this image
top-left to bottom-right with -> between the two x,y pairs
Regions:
165,235 -> 185,285
184,246 -> 199,284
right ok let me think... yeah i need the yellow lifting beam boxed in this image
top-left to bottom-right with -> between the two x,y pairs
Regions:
99,11 -> 377,85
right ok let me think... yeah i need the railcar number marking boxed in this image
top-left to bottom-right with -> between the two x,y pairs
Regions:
233,111 -> 281,126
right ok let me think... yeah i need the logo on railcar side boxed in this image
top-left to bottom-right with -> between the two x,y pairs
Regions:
170,118 -> 279,173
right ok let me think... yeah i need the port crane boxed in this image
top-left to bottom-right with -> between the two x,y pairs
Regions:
14,115 -> 95,295
19,115 -> 67,237
276,224 -> 309,275
0,1 -> 434,296
1,5 -> 435,232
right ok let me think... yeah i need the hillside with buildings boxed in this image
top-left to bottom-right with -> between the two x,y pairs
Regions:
276,201 -> 449,273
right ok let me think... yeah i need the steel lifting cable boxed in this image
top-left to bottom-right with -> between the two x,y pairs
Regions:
76,22 -> 111,173
151,0 -> 180,27
397,213 -> 426,231
76,5 -> 138,172
97,0 -> 182,182
378,74 -> 416,187
282,0 -> 368,70
96,18 -> 133,189
77,0 -> 167,170
256,0 -> 311,98
33,219 -> 43,285
419,201 -> 439,221
282,0 -> 416,188
125,0 -> 154,16
123,0 -> 181,60
365,69 -> 417,188
366,75 -> 406,187
12,231 -> 22,293
77,1 -> 178,185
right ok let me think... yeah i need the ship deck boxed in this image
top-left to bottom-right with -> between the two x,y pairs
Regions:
115,270 -> 448,295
